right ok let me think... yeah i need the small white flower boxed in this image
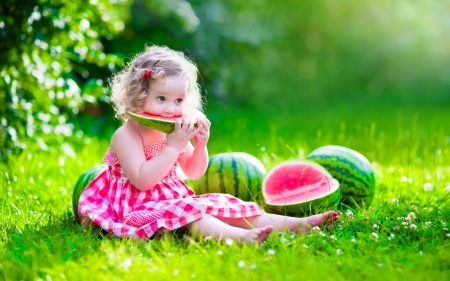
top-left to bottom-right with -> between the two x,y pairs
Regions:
402,222 -> 408,226
423,183 -> 433,192
400,176 -> 412,183
346,210 -> 354,218
444,228 -> 449,231
330,235 -> 337,242
372,232 -> 379,239
445,183 -> 450,192
238,261 -> 245,267
410,224 -> 417,231
302,244 -> 309,248
336,249 -> 343,256
312,226 -> 321,232
446,233 -> 450,238
390,198 -> 399,204
217,250 -> 223,255
225,238 -> 234,246
373,224 -> 379,229
267,249 -> 275,255
351,238 -> 356,243
397,217 -> 403,221
204,236 -> 212,241
424,221 -> 432,226
121,258 -> 132,270
320,232 -> 326,237
378,263 -> 383,267
404,216 -> 412,224
173,269 -> 180,276
408,212 -> 416,220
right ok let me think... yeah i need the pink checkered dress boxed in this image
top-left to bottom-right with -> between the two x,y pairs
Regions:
78,125 -> 264,240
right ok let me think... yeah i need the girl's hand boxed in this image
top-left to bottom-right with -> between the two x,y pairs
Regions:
193,118 -> 211,148
166,118 -> 198,152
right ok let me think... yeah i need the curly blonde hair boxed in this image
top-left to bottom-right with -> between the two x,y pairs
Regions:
109,45 -> 203,120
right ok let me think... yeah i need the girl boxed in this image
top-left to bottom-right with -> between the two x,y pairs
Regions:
78,45 -> 339,244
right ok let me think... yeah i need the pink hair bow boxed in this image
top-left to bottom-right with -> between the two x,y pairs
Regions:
141,70 -> 152,80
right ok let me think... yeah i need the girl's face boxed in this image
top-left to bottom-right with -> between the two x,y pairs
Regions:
142,76 -> 188,117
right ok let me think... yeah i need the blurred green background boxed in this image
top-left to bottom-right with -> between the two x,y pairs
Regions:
1,0 -> 449,160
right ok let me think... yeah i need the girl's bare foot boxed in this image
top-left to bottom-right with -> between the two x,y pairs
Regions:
298,211 -> 339,233
241,225 -> 274,245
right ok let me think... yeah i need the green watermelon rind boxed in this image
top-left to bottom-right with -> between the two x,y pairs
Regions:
306,145 -> 376,207
72,164 -> 107,221
127,112 -> 179,134
127,110 -> 205,134
195,152 -> 266,202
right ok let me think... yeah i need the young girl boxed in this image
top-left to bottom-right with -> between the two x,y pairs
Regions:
78,45 -> 339,244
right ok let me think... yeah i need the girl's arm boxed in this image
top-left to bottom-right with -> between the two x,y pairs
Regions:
178,118 -> 211,180
111,119 -> 197,191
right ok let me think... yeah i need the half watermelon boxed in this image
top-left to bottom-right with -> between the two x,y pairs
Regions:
262,160 -> 340,216
127,109 -> 206,134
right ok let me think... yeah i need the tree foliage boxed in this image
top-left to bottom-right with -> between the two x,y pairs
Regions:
0,0 -> 131,160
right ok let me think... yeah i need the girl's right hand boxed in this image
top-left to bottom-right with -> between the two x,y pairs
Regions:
166,118 -> 198,152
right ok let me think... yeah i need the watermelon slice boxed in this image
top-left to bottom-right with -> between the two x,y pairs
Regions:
127,109 -> 206,134
262,160 -> 340,216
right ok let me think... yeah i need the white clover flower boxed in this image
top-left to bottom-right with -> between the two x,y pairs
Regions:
393,226 -> 400,231
312,226 -> 321,232
445,183 -> 450,192
373,224 -> 379,229
424,221 -> 432,226
336,249 -> 343,256
408,212 -> 416,220
330,235 -> 337,242
225,238 -> 234,246
446,233 -> 450,238
388,233 -> 395,240
238,261 -> 245,267
351,238 -> 356,243
217,250 -> 223,255
267,249 -> 275,255
423,183 -> 433,192
302,244 -> 309,248
400,176 -> 412,183
346,210 -> 354,218
121,258 -> 132,270
402,222 -> 408,226
404,217 -> 412,224
410,224 -> 417,231
320,232 -> 326,237
372,232 -> 379,239
204,236 -> 212,241
390,198 -> 399,204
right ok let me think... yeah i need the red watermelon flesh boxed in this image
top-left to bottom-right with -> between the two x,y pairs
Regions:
263,160 -> 340,215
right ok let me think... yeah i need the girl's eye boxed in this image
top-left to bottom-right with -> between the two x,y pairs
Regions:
175,98 -> 183,104
157,96 -> 165,102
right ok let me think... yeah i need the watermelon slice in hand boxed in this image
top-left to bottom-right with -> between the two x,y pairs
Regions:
262,160 -> 340,216
127,109 -> 206,134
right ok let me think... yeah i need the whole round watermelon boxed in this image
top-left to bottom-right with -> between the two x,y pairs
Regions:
306,145 -> 376,208
72,164 -> 107,221
262,160 -> 341,216
194,152 -> 266,201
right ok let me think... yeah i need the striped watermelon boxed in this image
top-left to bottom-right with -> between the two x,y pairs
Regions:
306,145 -> 376,208
194,152 -> 266,201
72,164 -> 107,221
262,160 -> 340,216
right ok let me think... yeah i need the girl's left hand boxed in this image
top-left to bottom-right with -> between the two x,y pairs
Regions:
193,118 -> 211,148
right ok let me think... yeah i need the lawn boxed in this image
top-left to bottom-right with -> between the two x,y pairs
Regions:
1,96 -> 449,280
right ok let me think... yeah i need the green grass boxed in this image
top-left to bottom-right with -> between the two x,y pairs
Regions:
1,97 -> 450,280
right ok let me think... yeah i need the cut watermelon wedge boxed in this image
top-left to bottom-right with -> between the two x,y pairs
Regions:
262,160 -> 340,216
127,109 -> 206,134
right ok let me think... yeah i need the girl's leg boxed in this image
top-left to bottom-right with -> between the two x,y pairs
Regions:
219,211 -> 339,234
184,214 -> 274,244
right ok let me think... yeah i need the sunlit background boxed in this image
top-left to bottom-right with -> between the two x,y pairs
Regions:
1,0 -> 449,159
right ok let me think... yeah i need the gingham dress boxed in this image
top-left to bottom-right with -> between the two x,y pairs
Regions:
78,123 -> 264,240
